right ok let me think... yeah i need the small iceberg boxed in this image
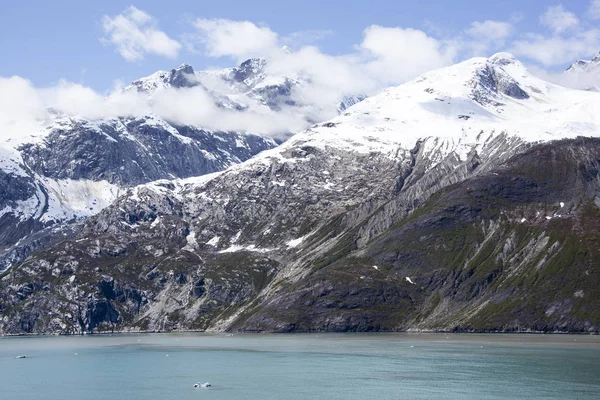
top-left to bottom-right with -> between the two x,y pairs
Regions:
194,382 -> 211,388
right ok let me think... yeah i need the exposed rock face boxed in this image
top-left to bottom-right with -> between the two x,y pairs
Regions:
19,116 -> 276,186
0,115 -> 276,271
240,138 -> 600,333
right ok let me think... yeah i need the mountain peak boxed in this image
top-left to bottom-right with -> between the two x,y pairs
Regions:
488,52 -> 519,67
175,63 -> 194,72
169,63 -> 196,88
566,51 -> 600,72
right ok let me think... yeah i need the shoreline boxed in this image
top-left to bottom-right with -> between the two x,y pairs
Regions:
2,328 -> 598,337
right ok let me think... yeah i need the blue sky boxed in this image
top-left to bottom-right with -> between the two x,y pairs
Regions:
2,0 -> 600,91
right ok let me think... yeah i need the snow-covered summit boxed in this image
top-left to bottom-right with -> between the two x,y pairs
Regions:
566,51 -> 600,73
126,63 -> 199,93
564,51 -> 600,92
126,58 -> 363,115
211,52 -> 600,174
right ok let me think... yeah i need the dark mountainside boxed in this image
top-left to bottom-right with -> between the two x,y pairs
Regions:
1,137 -> 598,334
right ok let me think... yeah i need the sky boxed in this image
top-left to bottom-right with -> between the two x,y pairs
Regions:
2,0 -> 600,91
2,0 -> 600,138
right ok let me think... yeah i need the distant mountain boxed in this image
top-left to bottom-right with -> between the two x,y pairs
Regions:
127,59 -> 365,115
564,51 -> 600,91
2,53 -> 600,335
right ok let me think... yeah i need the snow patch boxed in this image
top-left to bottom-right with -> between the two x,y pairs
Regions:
40,178 -> 121,223
150,216 -> 161,228
286,236 -> 307,248
230,231 -> 242,243
206,236 -> 220,246
219,244 -> 274,253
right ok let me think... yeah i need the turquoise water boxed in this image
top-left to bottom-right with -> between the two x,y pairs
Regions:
1,333 -> 599,399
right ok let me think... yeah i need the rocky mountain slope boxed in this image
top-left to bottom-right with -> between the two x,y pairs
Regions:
0,114 -> 276,271
1,53 -> 600,334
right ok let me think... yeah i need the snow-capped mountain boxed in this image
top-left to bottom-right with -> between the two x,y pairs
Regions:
3,53 -> 600,335
0,57 -> 366,272
127,59 -> 365,115
564,51 -> 600,91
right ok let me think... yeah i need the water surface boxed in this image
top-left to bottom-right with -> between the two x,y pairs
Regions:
1,333 -> 599,399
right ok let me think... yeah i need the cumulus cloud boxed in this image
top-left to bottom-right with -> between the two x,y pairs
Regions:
467,20 -> 514,42
464,20 -> 514,55
0,75 -> 313,140
511,31 -> 600,66
359,25 -> 457,85
102,6 -> 181,61
184,19 -> 458,122
0,77 -> 49,141
190,19 -> 279,61
509,3 -> 600,67
539,4 -> 579,34
529,64 -> 600,91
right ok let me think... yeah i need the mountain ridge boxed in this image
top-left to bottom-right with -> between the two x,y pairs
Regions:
1,52 -> 600,334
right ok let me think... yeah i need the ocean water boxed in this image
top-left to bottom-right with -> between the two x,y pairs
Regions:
0,333 -> 599,400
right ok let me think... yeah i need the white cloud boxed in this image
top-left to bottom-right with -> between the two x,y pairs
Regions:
184,20 -> 457,121
510,30 -> 600,66
464,20 -> 514,56
191,19 -> 279,60
102,6 -> 181,61
507,3 -> 600,67
359,25 -> 457,85
589,0 -> 600,20
539,5 -> 579,34
0,75 -> 313,141
467,20 -> 514,42
0,77 -> 49,142
529,63 -> 600,91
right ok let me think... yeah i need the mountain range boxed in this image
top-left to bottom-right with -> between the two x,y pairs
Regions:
0,53 -> 599,334
0,58 -> 363,271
